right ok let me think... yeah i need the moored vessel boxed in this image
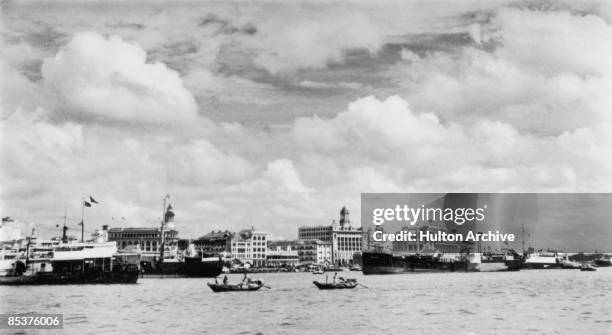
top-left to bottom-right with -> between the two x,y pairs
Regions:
362,251 -> 469,275
136,201 -> 223,278
468,250 -> 523,272
524,251 -> 572,269
0,240 -> 140,285
594,256 -> 611,267
183,254 -> 223,277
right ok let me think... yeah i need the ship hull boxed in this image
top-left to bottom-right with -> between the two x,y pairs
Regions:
144,257 -> 223,277
0,270 -> 139,286
183,257 -> 223,277
469,260 -> 522,272
362,251 -> 469,275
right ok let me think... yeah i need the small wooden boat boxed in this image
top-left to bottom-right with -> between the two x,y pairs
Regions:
313,279 -> 358,290
207,280 -> 265,292
580,264 -> 597,271
312,270 -> 324,275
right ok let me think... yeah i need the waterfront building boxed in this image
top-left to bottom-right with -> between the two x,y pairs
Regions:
193,230 -> 234,255
294,239 -> 332,265
105,226 -> 179,261
230,229 -> 267,267
267,240 -> 296,250
298,206 -> 362,266
266,244 -> 299,267
298,225 -> 333,241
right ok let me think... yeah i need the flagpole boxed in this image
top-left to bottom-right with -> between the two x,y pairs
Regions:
61,206 -> 67,242
81,197 -> 85,242
160,194 -> 169,264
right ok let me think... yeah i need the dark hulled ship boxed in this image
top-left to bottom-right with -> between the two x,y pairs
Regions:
140,203 -> 223,278
141,253 -> 223,277
362,194 -> 508,274
362,251 -> 469,274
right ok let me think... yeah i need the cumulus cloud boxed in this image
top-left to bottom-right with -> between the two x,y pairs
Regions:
0,61 -> 39,118
250,9 -> 385,73
390,7 -> 612,134
167,140 -> 256,186
493,8 -> 612,76
2,2 -> 612,245
292,95 -> 612,191
41,32 -> 198,123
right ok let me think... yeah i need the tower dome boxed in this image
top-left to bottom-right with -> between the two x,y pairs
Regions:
339,206 -> 350,227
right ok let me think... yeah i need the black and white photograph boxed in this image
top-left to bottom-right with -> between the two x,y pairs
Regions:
1,0 -> 611,334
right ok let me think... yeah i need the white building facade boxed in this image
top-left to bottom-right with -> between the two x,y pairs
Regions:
295,239 -> 332,265
231,229 -> 267,267
266,245 -> 299,267
298,207 -> 362,266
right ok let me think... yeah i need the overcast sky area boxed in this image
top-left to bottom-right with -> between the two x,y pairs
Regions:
1,1 -> 612,246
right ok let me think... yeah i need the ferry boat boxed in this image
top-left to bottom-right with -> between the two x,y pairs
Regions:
0,249 -> 22,276
0,239 -> 140,285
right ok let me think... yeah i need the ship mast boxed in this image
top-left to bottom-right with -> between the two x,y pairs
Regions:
61,206 -> 68,243
521,223 -> 525,255
25,227 -> 35,265
160,194 -> 170,263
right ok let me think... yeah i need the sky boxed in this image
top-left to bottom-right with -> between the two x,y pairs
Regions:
1,0 -> 612,247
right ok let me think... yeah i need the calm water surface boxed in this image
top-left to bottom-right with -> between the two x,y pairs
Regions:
1,269 -> 611,334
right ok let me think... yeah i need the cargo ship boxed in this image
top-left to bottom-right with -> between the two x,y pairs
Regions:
362,194 -> 525,274
141,252 -> 222,277
362,250 -> 469,274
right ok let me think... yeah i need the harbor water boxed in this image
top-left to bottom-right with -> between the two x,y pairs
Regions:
1,269 -> 611,334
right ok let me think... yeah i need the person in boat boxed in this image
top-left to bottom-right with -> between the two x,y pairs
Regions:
222,275 -> 228,286
15,261 -> 26,276
333,272 -> 337,283
242,271 -> 252,286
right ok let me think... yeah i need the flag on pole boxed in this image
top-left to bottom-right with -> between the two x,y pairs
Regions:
84,201 -> 91,207
78,221 -> 83,226
2,216 -> 14,223
89,196 -> 98,204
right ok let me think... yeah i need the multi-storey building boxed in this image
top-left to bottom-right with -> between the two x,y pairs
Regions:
230,229 -> 267,267
298,225 -> 333,241
294,239 -> 332,265
105,204 -> 180,262
106,226 -> 179,261
193,230 -> 234,256
297,206 -> 362,266
266,245 -> 299,267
